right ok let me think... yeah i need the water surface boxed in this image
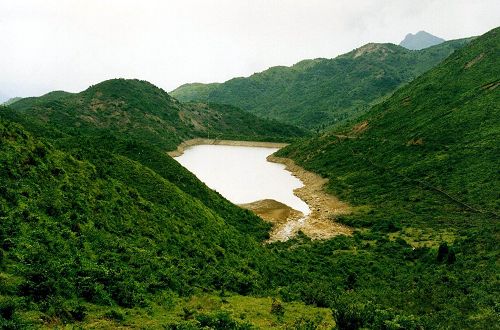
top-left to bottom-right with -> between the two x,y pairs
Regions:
174,144 -> 310,215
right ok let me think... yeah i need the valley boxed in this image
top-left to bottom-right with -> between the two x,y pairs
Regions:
172,141 -> 351,242
0,21 -> 498,330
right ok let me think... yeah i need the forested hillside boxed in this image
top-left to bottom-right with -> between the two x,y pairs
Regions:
0,115 -> 282,327
273,26 -> 499,329
0,79 -> 304,327
7,79 -> 305,150
172,38 -> 471,129
0,27 -> 498,329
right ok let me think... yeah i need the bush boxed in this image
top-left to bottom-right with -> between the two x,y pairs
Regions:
271,298 -> 285,320
196,310 -> 253,329
286,315 -> 324,330
104,309 -> 125,322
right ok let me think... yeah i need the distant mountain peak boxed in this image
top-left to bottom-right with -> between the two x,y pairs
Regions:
400,31 -> 445,50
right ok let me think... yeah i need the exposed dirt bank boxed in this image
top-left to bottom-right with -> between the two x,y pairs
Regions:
167,138 -> 289,157
240,199 -> 303,226
267,155 -> 352,241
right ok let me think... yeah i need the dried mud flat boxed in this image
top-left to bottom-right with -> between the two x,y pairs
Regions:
245,155 -> 352,242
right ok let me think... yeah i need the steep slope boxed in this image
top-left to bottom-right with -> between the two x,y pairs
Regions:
172,38 -> 471,129
273,26 -> 499,328
1,97 -> 22,106
400,31 -> 445,50
1,79 -> 290,238
279,27 -> 499,218
0,116 -> 272,327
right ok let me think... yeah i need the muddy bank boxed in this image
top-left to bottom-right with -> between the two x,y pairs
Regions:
240,199 -> 303,226
266,155 -> 352,241
167,138 -> 289,157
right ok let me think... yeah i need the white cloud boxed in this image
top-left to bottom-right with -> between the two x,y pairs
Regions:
0,0 -> 499,98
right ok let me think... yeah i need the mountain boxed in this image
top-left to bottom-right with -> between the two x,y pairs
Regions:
171,38 -> 471,129
6,79 -> 305,150
0,112 -> 279,326
275,27 -> 499,328
2,97 -> 22,106
0,79 -> 305,327
400,31 -> 445,50
1,78 -> 307,240
1,28 -> 498,328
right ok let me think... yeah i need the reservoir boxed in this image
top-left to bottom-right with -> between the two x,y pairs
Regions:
174,144 -> 310,215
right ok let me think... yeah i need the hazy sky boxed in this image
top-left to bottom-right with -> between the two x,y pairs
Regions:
1,0 -> 499,100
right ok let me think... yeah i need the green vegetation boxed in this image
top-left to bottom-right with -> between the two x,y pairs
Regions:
0,27 -> 498,329
0,116 -> 278,328
0,79 -> 304,328
171,39 -> 471,129
7,79 -> 305,150
274,27 -> 499,328
1,97 -> 22,106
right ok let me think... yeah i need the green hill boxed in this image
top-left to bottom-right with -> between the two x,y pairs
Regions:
0,114 -> 276,327
0,78 -> 303,326
2,79 -> 307,237
172,39 -> 471,129
7,79 -> 305,150
273,27 -> 499,328
1,97 -> 22,106
1,28 -> 498,329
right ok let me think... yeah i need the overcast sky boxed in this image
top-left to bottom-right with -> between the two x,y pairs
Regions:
1,0 -> 499,100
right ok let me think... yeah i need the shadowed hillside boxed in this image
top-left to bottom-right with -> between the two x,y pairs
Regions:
0,115 -> 277,327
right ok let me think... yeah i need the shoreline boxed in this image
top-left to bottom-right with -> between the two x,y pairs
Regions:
169,138 -> 352,241
267,155 -> 352,241
167,138 -> 289,157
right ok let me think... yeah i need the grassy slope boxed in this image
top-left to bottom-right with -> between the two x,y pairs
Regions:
2,79 -> 307,239
171,39 -> 471,129
8,79 -> 305,151
0,117 -> 279,327
271,27 -> 499,328
0,79 -> 329,328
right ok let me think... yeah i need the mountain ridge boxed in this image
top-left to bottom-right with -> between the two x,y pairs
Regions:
171,38 -> 472,129
275,27 -> 499,328
6,78 -> 306,150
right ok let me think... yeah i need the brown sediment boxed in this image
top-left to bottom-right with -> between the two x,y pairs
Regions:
167,138 -> 289,157
240,199 -> 303,229
267,155 -> 352,241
